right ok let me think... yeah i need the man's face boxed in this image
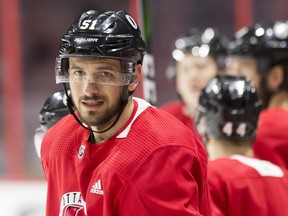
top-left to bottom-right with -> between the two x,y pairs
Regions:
68,57 -> 123,129
175,53 -> 219,110
225,56 -> 260,91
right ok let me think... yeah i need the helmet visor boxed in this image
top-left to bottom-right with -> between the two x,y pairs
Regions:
55,55 -> 136,86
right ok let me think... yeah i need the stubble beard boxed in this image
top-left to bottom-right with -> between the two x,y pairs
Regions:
76,96 -> 121,129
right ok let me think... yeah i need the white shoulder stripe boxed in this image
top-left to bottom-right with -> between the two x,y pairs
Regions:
231,154 -> 284,177
116,97 -> 151,138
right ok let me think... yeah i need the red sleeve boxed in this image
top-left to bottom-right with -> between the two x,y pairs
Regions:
253,109 -> 288,169
118,146 -> 211,216
159,101 -> 201,140
207,170 -> 227,216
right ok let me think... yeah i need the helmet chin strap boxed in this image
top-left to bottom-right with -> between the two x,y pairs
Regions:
62,83 -> 129,134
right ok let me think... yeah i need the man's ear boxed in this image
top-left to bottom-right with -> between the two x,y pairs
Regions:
267,65 -> 284,90
128,64 -> 142,92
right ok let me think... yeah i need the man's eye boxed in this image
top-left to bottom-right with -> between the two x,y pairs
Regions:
74,70 -> 85,76
99,72 -> 113,78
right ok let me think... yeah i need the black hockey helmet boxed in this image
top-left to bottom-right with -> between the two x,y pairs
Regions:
39,90 -> 70,132
228,20 -> 288,73
167,27 -> 228,79
55,10 -> 146,84
196,75 -> 262,141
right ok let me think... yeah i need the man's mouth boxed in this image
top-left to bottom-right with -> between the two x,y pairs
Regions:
81,100 -> 104,109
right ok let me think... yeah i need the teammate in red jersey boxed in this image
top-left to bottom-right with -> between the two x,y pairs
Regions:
40,10 -> 211,216
34,90 -> 70,158
225,21 -> 288,169
196,74 -> 288,216
160,27 -> 227,135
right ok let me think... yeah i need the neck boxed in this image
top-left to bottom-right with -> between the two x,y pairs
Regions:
92,98 -> 134,143
207,138 -> 253,160
268,90 -> 288,109
183,103 -> 196,117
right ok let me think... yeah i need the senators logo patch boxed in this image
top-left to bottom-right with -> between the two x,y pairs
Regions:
59,192 -> 86,216
63,205 -> 83,216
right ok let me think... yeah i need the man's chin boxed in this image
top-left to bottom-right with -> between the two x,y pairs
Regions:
78,114 -> 98,126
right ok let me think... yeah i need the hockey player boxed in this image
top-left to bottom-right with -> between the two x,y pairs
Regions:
196,74 -> 288,216
34,90 -> 69,158
225,21 -> 288,169
40,10 -> 211,216
160,27 -> 227,135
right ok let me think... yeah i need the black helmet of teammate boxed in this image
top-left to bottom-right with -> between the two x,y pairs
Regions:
39,90 -> 70,132
167,27 -> 228,79
228,21 -> 288,107
55,10 -> 146,84
173,27 -> 227,60
196,75 -> 262,141
228,20 -> 288,73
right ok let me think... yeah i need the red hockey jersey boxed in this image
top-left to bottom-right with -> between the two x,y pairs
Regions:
41,97 -> 211,216
253,108 -> 288,169
159,100 -> 198,134
208,155 -> 288,216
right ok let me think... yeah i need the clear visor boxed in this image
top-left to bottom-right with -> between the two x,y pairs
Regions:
55,55 -> 136,86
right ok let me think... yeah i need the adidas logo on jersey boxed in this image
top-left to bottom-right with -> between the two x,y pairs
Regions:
90,179 -> 104,195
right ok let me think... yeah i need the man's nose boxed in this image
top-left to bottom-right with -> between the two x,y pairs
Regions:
82,77 -> 100,95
